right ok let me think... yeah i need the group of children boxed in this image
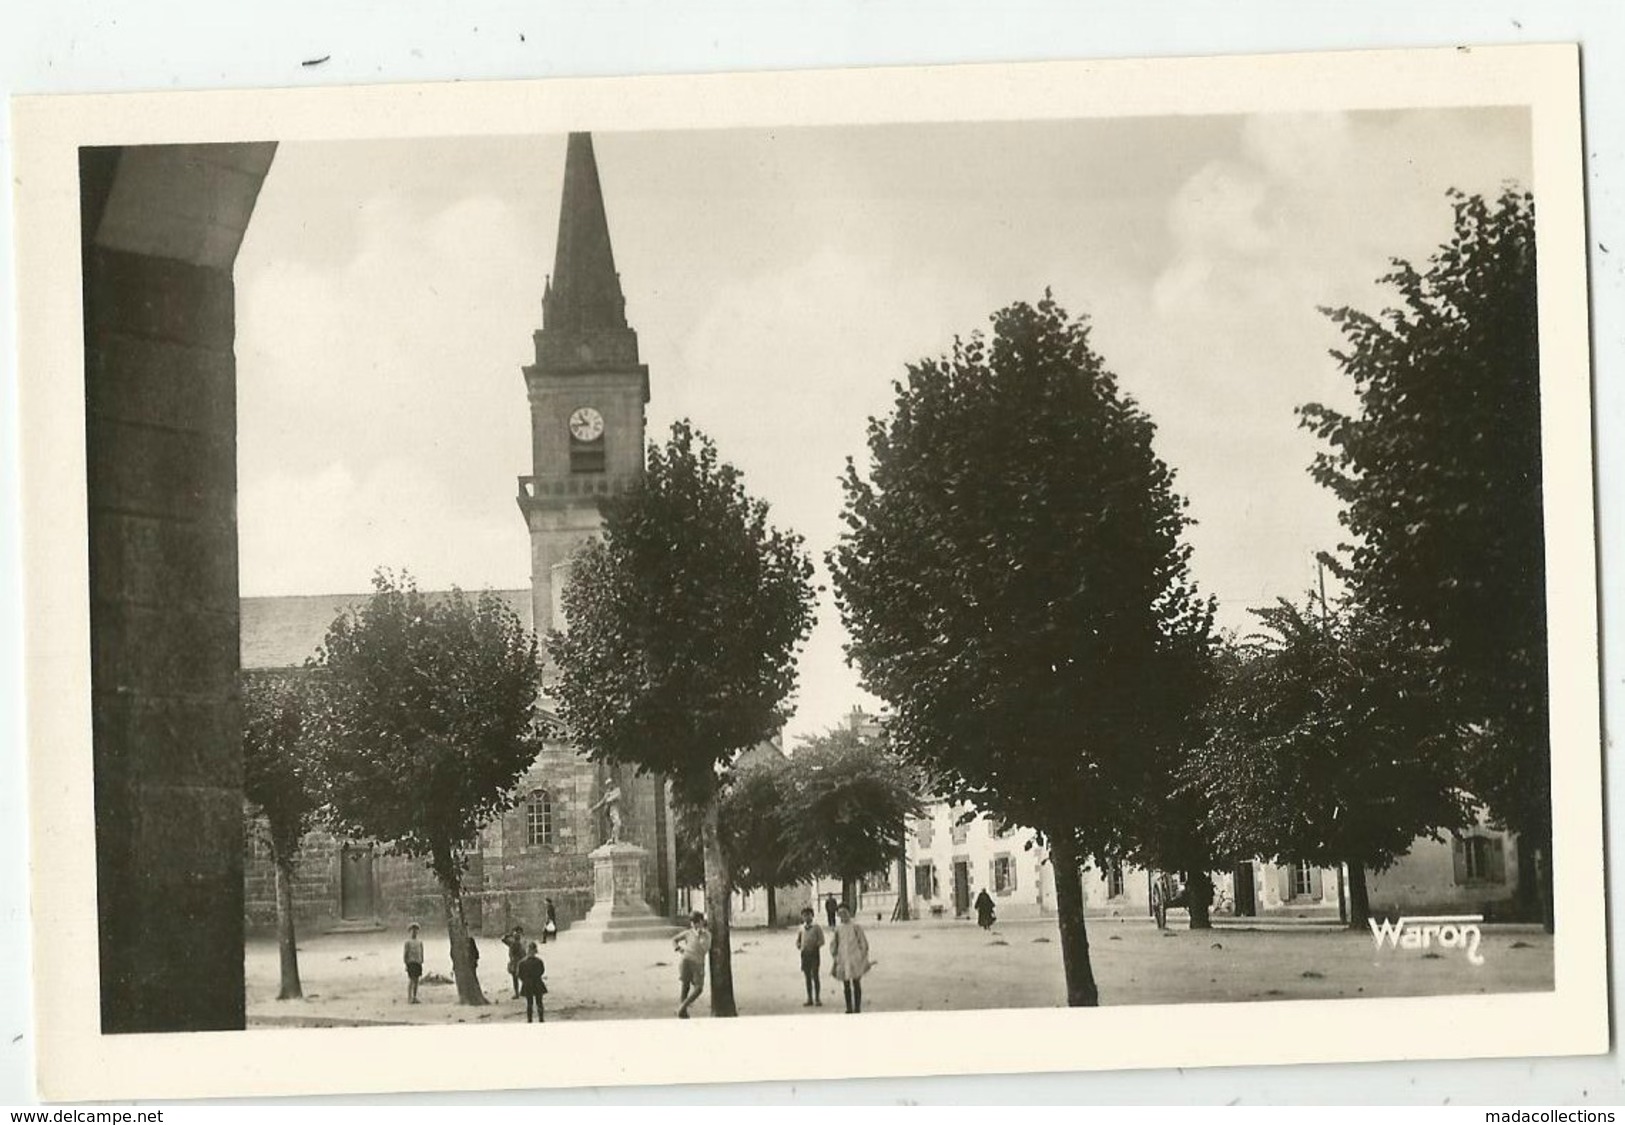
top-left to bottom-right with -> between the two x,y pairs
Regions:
399,901 -> 558,1024
670,900 -> 873,1018
796,902 -> 872,1014
400,896 -> 875,1024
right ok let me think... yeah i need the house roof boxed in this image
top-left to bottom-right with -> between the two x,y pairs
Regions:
240,588 -> 534,669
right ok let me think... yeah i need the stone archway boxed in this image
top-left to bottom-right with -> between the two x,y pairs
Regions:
81,143 -> 276,1033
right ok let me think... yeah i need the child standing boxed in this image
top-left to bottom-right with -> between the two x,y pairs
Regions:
501,925 -> 526,997
516,941 -> 547,1023
403,923 -> 424,1004
795,906 -> 825,1007
830,905 -> 872,1014
674,912 -> 711,1019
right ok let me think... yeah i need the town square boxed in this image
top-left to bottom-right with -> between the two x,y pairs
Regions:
211,113 -> 1556,1026
46,57 -> 1589,1088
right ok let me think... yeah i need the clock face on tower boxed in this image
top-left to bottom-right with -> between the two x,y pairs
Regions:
568,406 -> 605,443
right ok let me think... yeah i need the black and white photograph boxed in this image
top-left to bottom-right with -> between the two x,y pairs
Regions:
10,43 -> 1604,1101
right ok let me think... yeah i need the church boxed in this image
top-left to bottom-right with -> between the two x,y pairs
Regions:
243,134 -> 679,937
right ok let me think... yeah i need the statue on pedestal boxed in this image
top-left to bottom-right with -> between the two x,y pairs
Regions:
589,773 -> 626,846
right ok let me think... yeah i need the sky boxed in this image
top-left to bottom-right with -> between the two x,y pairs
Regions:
234,109 -> 1531,743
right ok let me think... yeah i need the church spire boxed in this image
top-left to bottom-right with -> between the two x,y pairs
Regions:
543,132 -> 627,333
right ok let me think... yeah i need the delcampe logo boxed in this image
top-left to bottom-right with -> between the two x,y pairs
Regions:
1368,914 -> 1486,965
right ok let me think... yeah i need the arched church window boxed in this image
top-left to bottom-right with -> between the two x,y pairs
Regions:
526,788 -> 555,847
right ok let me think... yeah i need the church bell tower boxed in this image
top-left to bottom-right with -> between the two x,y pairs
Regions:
517,133 -> 650,640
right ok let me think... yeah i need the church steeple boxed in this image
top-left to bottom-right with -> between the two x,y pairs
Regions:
530,133 -> 643,377
543,133 -> 628,334
519,131 -> 651,639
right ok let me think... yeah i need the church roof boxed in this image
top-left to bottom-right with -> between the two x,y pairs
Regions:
240,588 -> 534,670
544,132 -> 627,334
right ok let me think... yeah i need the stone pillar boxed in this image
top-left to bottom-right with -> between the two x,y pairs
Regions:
83,143 -> 275,1032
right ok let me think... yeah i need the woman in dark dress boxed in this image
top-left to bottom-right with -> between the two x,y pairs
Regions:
974,888 -> 996,930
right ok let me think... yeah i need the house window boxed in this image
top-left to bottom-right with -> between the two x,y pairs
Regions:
861,868 -> 892,894
1105,859 -> 1125,899
914,862 -> 938,900
1293,861 -> 1315,898
1460,835 -> 1507,884
950,814 -> 971,846
526,789 -> 554,847
993,854 -> 1017,895
991,818 -> 1015,839
912,816 -> 934,849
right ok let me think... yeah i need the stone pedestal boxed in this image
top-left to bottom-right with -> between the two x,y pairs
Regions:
569,842 -> 680,943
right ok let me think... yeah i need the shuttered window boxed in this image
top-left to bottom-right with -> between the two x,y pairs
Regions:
1106,859 -> 1126,899
914,863 -> 938,900
1280,861 -> 1323,901
1453,834 -> 1508,885
992,854 -> 1017,895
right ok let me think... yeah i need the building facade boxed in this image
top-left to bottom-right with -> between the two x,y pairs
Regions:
244,133 -> 678,937
901,800 -> 1523,925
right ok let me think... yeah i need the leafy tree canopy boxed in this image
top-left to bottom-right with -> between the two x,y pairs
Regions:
1190,598 -> 1472,873
548,421 -> 817,808
830,294 -> 1213,854
672,753 -> 803,892
242,669 -> 324,865
1299,189 -> 1546,842
313,571 -> 540,886
780,725 -> 923,885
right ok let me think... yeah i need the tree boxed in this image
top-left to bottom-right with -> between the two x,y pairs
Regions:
671,758 -> 803,928
548,421 -> 817,1016
1189,598 -> 1472,927
780,726 -> 923,912
1117,614 -> 1224,930
831,295 -> 1214,1005
721,759 -> 800,928
1299,189 -> 1550,925
312,572 -> 540,1005
241,669 -> 324,1000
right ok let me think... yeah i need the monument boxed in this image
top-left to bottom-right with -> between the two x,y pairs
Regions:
572,769 -> 677,942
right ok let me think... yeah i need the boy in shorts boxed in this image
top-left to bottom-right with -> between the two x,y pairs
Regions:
795,906 -> 825,1006
674,911 -> 711,1018
403,923 -> 424,1004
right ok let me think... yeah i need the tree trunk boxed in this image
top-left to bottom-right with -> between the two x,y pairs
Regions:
894,851 -> 911,921
1185,867 -> 1213,930
434,847 -> 486,1006
766,885 -> 778,929
273,857 -> 303,1000
841,876 -> 857,913
1346,860 -> 1371,929
700,796 -> 738,1017
1046,830 -> 1100,1006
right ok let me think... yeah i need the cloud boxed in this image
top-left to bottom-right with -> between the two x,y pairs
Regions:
239,457 -> 529,597
236,191 -> 539,597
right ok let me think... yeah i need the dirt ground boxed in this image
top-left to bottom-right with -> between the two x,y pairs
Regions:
245,914 -> 1553,1027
